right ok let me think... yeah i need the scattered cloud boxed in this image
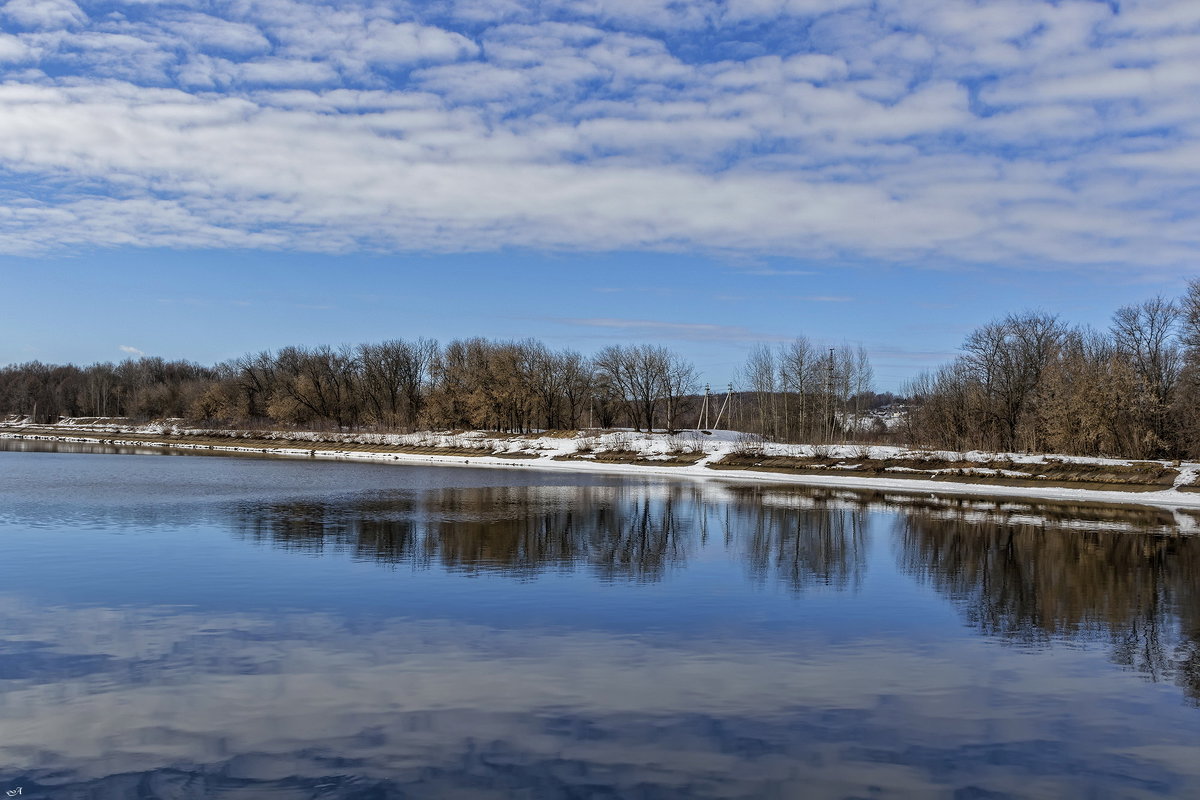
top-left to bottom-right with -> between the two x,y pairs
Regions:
738,269 -> 817,277
868,345 -> 957,361
797,295 -> 853,302
556,317 -> 787,342
0,33 -> 32,61
119,344 -> 145,356
2,0 -> 87,30
0,0 -> 1195,272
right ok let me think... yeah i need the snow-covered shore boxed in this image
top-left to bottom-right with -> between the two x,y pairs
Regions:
5,421 -> 1200,512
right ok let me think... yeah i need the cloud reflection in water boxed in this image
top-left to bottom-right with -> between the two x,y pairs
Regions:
3,453 -> 1200,797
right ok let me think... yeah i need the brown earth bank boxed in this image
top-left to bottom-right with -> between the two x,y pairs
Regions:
554,451 -> 707,466
708,453 -> 1183,493
4,426 -> 1196,494
5,427 -> 694,465
3,428 -> 502,458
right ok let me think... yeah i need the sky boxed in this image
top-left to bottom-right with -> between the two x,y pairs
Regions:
0,0 -> 1198,390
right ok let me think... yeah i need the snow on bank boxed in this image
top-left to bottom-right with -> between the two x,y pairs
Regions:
5,421 -> 1200,513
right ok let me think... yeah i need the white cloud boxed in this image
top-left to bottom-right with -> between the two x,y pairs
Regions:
725,0 -> 866,21
543,0 -> 721,30
162,13 -> 271,56
0,0 -> 1195,272
0,33 -> 31,61
738,269 -> 816,276
243,2 -> 479,71
447,0 -> 531,24
353,20 -> 479,64
2,0 -> 86,30
557,317 -> 789,342
119,344 -> 145,355
236,57 -> 339,85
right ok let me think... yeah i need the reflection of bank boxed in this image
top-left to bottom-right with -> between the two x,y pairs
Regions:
230,483 -> 706,581
6,476 -> 1200,798
226,480 -> 1200,701
733,498 -> 868,594
895,501 -> 1200,704
742,484 -> 1197,535
228,482 -> 881,592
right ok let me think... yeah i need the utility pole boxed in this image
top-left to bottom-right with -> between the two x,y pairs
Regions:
727,382 -> 734,431
712,383 -> 733,431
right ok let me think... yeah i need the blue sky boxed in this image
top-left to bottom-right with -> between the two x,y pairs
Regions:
1,0 -> 1198,390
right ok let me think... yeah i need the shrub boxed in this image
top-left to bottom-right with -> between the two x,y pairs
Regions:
731,432 -> 765,456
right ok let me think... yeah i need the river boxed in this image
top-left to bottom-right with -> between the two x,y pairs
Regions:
1,440 -> 1199,798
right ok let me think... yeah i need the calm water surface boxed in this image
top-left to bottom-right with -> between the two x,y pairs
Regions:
2,440 -> 1200,798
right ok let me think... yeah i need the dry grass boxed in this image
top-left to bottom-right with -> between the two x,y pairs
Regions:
709,453 -> 1179,492
554,450 -> 706,467
7,429 -> 501,458
7,425 -> 1187,490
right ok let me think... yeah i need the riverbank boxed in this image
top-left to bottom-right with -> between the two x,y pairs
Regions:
5,421 -> 1200,511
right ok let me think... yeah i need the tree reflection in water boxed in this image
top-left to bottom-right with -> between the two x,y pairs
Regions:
230,484 -> 704,582
230,482 -> 880,593
894,496 -> 1200,703
725,486 -> 868,594
230,481 -> 1200,702
11,454 -> 1200,799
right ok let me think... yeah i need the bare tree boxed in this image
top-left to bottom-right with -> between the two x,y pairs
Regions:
527,341 -> 568,430
1175,280 -> 1200,455
662,350 -> 698,432
1111,297 -> 1182,456
852,344 -> 874,420
594,344 -> 692,432
744,344 -> 778,439
780,337 -> 818,441
359,338 -> 435,430
233,351 -> 277,423
271,345 -> 361,429
558,350 -> 594,429
962,312 -> 1065,451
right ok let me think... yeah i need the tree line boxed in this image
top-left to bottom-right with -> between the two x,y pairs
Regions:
738,340 -> 879,443
11,277 -> 1200,460
0,339 -> 708,434
899,281 -> 1200,459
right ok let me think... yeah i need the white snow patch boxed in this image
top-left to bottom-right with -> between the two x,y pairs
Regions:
3,421 -> 1198,514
